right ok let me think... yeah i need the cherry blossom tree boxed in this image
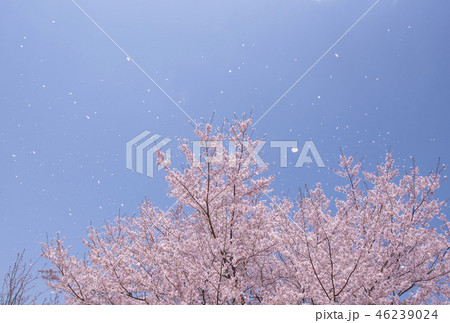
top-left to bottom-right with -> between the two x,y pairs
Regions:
272,155 -> 449,304
41,119 -> 449,304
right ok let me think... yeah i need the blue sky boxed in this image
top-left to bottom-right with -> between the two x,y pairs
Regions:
1,0 -> 449,298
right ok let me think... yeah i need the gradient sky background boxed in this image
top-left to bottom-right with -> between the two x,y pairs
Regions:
1,0 -> 449,301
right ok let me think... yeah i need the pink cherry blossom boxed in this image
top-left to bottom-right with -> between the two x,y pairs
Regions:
41,120 -> 449,304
